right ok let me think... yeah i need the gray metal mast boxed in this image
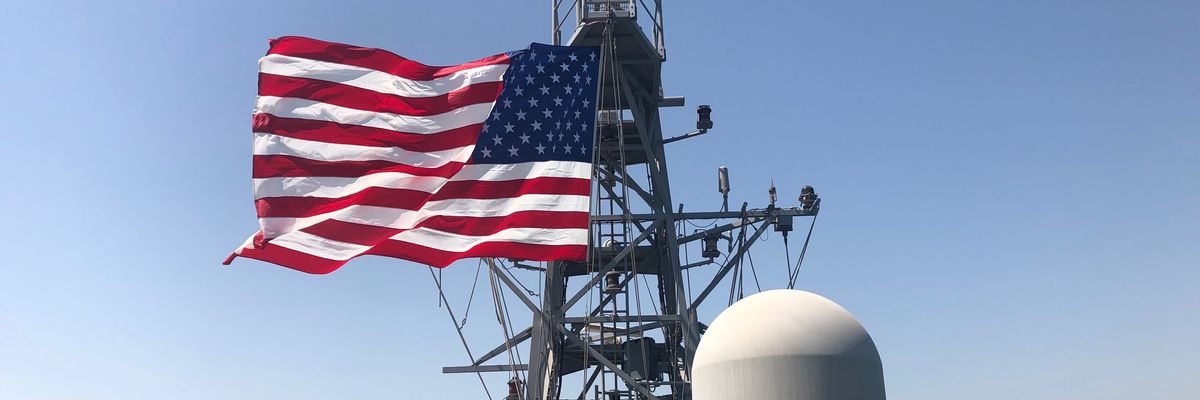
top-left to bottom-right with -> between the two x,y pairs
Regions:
442,2 -> 819,399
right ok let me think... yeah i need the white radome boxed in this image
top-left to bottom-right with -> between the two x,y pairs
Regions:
692,290 -> 885,400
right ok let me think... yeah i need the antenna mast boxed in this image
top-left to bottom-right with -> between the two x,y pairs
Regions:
443,2 -> 819,399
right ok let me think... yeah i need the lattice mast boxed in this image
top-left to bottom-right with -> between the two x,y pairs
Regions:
442,2 -> 820,399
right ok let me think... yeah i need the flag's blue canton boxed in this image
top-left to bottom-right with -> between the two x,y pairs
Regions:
472,43 -> 600,164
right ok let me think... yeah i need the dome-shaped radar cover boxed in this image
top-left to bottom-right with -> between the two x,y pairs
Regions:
692,290 -> 885,400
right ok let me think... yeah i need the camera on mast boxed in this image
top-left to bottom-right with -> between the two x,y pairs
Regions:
800,185 -> 820,210
664,104 -> 715,144
697,104 -> 713,130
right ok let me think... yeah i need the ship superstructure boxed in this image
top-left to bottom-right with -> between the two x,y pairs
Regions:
437,2 -> 822,399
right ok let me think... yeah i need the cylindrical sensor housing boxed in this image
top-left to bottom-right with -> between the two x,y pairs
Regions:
718,166 -> 730,194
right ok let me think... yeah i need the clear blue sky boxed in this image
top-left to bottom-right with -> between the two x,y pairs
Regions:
2,1 -> 1197,399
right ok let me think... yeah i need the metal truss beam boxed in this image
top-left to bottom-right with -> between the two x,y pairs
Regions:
444,364 -> 530,374
592,207 -> 817,222
688,220 -> 770,313
486,258 -> 659,400
562,219 -> 662,312
472,326 -> 533,366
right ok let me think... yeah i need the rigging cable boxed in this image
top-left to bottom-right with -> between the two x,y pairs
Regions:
486,261 -> 520,382
727,227 -> 744,306
579,18 -> 617,396
684,217 -> 719,230
427,266 -> 493,400
501,262 -> 540,297
641,271 -> 661,314
746,250 -> 762,293
783,232 -> 793,287
607,19 -> 628,397
681,223 -> 694,304
728,214 -> 750,305
497,262 -> 528,383
459,259 -> 485,327
787,216 -> 819,289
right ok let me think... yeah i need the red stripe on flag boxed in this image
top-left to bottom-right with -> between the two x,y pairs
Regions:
299,211 -> 591,245
252,155 -> 465,179
299,220 -> 400,245
368,240 -> 587,268
267,36 -> 510,81
254,177 -> 592,218
253,114 -> 482,151
431,177 -> 591,201
257,74 -> 503,117
256,186 -> 430,218
233,238 -> 585,273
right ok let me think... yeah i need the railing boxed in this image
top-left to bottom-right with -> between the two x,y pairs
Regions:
552,0 -> 665,59
578,0 -> 636,22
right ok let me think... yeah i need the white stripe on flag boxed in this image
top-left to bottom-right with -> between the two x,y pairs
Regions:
252,161 -> 588,200
258,195 -> 591,239
269,230 -> 371,261
253,173 -> 451,200
253,132 -> 474,166
254,96 -> 495,134
452,161 -> 593,181
389,227 -> 589,252
259,54 -> 508,98
418,194 -> 591,216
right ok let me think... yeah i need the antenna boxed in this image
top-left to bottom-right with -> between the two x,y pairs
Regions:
717,166 -> 730,212
768,180 -> 778,208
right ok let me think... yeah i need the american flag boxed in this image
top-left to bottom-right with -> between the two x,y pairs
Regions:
224,36 -> 599,273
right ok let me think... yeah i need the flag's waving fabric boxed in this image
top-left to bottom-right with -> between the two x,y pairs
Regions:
225,36 -> 600,273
